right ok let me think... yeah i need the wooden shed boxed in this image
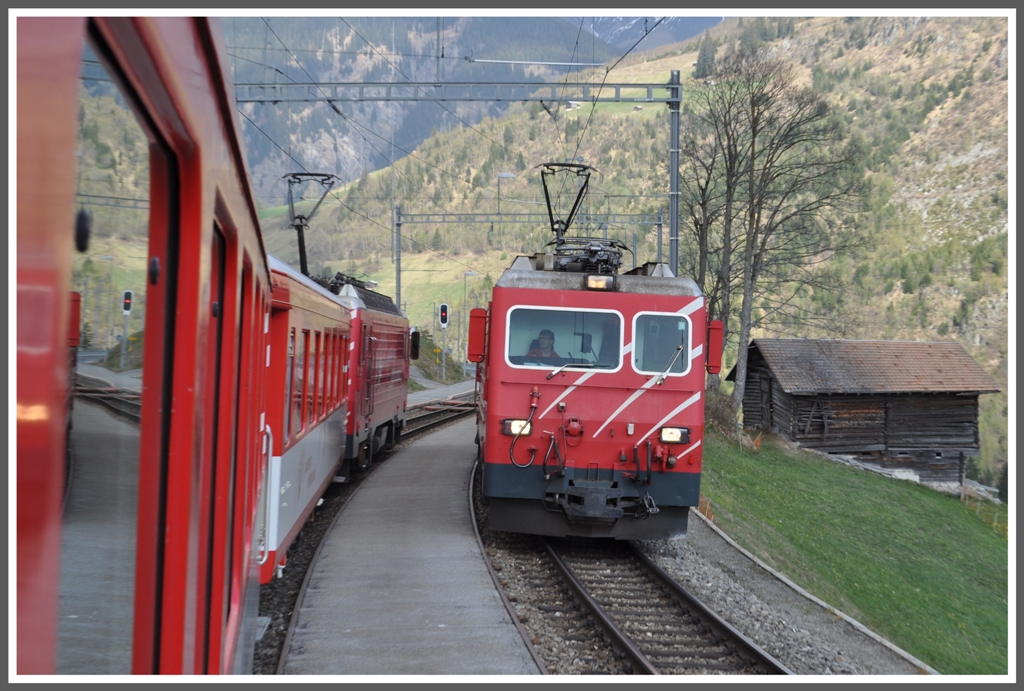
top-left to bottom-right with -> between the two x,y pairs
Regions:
726,339 -> 999,485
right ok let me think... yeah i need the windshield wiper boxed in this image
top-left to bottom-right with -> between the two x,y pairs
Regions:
653,345 -> 684,385
547,361 -> 595,380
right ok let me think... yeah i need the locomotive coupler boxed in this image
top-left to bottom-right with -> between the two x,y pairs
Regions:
635,493 -> 660,520
542,433 -> 565,479
555,479 -> 624,523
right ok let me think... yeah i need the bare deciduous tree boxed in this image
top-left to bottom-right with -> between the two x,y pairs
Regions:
677,47 -> 862,415
727,49 -> 862,419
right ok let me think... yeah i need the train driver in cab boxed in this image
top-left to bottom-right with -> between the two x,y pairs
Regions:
527,329 -> 560,358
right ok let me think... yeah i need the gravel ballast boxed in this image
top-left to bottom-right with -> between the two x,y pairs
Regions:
633,512 -> 937,676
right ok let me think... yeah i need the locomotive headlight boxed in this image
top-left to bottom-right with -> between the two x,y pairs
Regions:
502,419 -> 532,436
659,427 -> 690,444
586,275 -> 615,291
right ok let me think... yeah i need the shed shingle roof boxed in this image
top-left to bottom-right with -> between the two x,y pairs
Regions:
746,339 -> 999,395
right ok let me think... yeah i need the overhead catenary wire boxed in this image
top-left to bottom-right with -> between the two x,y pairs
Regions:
258,15 -> 483,206
338,17 -> 515,162
256,19 -> 472,213
251,16 -> 624,267
239,101 -> 489,281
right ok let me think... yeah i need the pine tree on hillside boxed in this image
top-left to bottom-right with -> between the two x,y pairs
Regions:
694,32 -> 715,79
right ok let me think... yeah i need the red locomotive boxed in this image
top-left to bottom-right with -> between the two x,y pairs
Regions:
470,163 -> 723,539
17,17 -> 272,674
333,274 -> 417,471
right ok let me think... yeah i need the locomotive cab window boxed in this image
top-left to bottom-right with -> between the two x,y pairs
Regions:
632,312 -> 692,377
506,307 -> 622,370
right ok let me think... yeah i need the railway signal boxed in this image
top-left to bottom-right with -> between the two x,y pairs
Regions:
439,303 -> 449,328
122,290 -> 134,315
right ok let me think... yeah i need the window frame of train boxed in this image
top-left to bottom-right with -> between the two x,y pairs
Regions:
301,329 -> 312,434
58,27 -> 166,674
503,306 -> 624,372
631,311 -> 694,378
285,328 -> 295,444
323,332 -> 333,414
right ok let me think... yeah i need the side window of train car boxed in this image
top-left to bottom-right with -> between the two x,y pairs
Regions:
632,312 -> 692,376
323,332 -> 333,415
292,330 -> 305,439
314,331 -> 324,421
285,329 -> 295,443
59,38 -> 156,674
307,331 -> 319,423
506,307 -> 622,370
301,330 -> 311,432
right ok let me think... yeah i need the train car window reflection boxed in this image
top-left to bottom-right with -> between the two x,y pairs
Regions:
506,307 -> 621,369
59,38 -> 150,674
633,313 -> 691,376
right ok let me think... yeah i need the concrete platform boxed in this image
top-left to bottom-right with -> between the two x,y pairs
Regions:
279,417 -> 539,676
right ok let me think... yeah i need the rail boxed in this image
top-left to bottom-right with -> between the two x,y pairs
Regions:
74,373 -> 141,422
541,538 -> 792,675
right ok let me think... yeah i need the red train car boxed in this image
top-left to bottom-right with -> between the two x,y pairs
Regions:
17,17 -> 271,674
262,256 -> 352,583
470,164 -> 722,540
329,275 -> 417,471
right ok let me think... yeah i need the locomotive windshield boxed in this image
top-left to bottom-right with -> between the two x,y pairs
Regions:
633,312 -> 692,377
506,307 -> 622,370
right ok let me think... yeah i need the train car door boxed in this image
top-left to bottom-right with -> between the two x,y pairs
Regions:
363,323 -> 375,417
194,228 -> 226,672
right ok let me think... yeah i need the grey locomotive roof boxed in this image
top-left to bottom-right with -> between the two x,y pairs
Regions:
338,283 -> 403,316
495,256 -> 701,296
732,338 -> 999,395
268,254 -> 404,317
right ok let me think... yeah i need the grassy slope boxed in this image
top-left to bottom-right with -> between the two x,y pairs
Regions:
701,429 -> 1008,675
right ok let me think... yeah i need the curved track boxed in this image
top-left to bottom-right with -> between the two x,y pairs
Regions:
74,373 -> 141,422
404,392 -> 475,434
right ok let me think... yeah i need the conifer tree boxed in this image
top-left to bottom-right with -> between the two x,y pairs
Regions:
694,31 -> 715,79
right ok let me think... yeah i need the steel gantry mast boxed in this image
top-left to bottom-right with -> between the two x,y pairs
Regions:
236,74 -> 684,303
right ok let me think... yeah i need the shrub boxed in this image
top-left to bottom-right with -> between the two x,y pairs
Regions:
704,388 -> 738,437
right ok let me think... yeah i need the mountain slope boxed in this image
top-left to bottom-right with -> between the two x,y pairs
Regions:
251,15 -> 1009,480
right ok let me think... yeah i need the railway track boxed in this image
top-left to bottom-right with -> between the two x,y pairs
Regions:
404,392 -> 475,434
543,538 -> 791,675
471,460 -> 792,675
74,373 -> 141,422
72,375 -> 474,432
